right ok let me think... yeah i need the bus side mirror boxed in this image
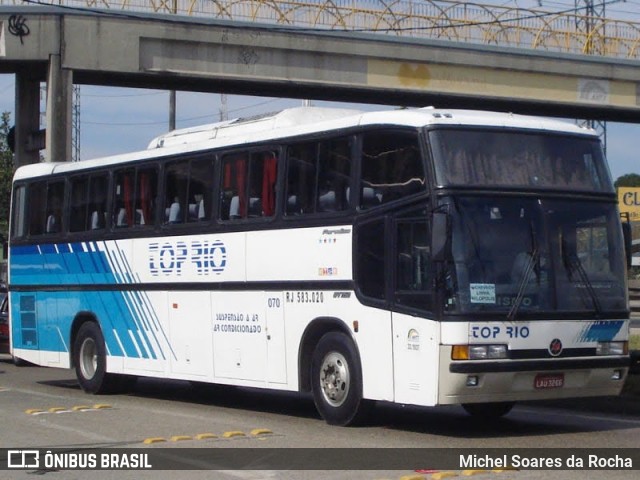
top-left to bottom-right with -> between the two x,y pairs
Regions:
431,212 -> 449,262
0,234 -> 5,260
622,221 -> 632,268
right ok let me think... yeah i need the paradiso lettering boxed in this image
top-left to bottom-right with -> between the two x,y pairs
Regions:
148,239 -> 227,276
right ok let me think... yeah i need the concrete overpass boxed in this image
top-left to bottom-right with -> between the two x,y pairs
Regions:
3,5 -> 640,166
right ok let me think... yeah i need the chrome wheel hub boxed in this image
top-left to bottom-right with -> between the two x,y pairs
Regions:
79,338 -> 98,380
319,352 -> 350,407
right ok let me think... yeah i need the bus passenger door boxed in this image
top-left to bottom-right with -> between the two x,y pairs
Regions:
265,292 -> 287,384
391,207 -> 440,406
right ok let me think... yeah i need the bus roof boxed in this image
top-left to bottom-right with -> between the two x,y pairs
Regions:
13,106 -> 596,181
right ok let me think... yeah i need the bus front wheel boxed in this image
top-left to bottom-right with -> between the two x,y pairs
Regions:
462,402 -> 514,419
311,332 -> 368,426
73,322 -> 116,394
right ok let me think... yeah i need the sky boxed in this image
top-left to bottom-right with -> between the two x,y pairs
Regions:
0,0 -> 639,181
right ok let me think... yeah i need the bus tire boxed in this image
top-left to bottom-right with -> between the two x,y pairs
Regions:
311,331 -> 368,426
73,322 -> 116,394
462,402 -> 514,419
12,356 -> 31,367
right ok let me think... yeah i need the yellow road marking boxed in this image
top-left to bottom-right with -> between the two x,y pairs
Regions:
143,437 -> 167,444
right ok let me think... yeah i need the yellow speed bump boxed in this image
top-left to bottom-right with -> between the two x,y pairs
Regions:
462,470 -> 487,476
195,433 -> 217,440
25,409 -> 45,415
143,437 -> 167,445
250,429 -> 273,436
222,431 -> 246,438
170,435 -> 192,442
92,404 -> 112,409
400,475 -> 428,480
72,405 -> 92,411
48,407 -> 70,413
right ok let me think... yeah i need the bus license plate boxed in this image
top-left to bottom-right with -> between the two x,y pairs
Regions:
534,373 -> 564,389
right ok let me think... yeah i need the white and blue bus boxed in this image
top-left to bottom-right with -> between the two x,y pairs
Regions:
8,107 -> 631,425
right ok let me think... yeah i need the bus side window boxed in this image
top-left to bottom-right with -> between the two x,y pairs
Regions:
247,151 -> 278,218
187,158 -> 214,222
89,175 -> 109,230
113,168 -> 156,228
360,131 -> 425,209
285,143 -> 316,216
69,176 -> 89,232
355,218 -> 387,301
11,185 -> 27,239
395,214 -> 433,312
258,151 -> 277,217
220,151 -> 277,220
317,138 -> 351,212
113,169 -> 133,228
28,182 -> 47,236
164,160 -> 189,224
135,168 -> 157,227
220,154 -> 247,220
45,181 -> 65,234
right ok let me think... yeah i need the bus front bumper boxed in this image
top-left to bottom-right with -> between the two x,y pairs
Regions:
438,348 -> 629,405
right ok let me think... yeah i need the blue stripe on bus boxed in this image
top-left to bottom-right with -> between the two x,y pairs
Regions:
11,245 -> 41,255
578,320 -> 624,342
9,242 -> 169,360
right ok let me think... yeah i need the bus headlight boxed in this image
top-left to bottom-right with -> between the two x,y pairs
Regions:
452,344 -> 508,360
596,341 -> 628,356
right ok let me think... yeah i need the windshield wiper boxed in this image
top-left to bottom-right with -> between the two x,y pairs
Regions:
562,241 -> 603,318
507,249 -> 539,322
507,221 -> 539,322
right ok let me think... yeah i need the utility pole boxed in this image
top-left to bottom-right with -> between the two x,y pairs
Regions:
169,0 -> 177,131
72,85 -> 80,161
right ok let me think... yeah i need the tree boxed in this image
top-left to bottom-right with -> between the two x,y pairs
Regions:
0,111 -> 15,239
615,173 -> 640,189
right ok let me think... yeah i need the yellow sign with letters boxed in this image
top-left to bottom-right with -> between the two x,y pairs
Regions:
618,187 -> 640,221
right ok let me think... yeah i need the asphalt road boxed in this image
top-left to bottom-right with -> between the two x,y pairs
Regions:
1,355 -> 640,480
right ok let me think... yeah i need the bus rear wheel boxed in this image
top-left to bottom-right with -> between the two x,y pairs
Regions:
311,332 -> 368,426
462,402 -> 514,419
73,322 -> 121,394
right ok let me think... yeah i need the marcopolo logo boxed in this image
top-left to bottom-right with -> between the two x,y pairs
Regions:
148,239 -> 227,276
548,338 -> 563,357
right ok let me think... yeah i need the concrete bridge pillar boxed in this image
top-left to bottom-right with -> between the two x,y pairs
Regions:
45,53 -> 72,163
13,54 -> 72,167
14,69 -> 42,167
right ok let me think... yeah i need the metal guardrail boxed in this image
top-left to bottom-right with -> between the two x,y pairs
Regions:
3,0 -> 640,59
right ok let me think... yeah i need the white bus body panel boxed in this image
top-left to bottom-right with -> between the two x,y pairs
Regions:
392,313 -> 440,406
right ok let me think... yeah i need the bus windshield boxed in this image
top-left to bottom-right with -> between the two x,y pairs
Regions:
429,129 -> 613,192
445,196 -> 627,317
